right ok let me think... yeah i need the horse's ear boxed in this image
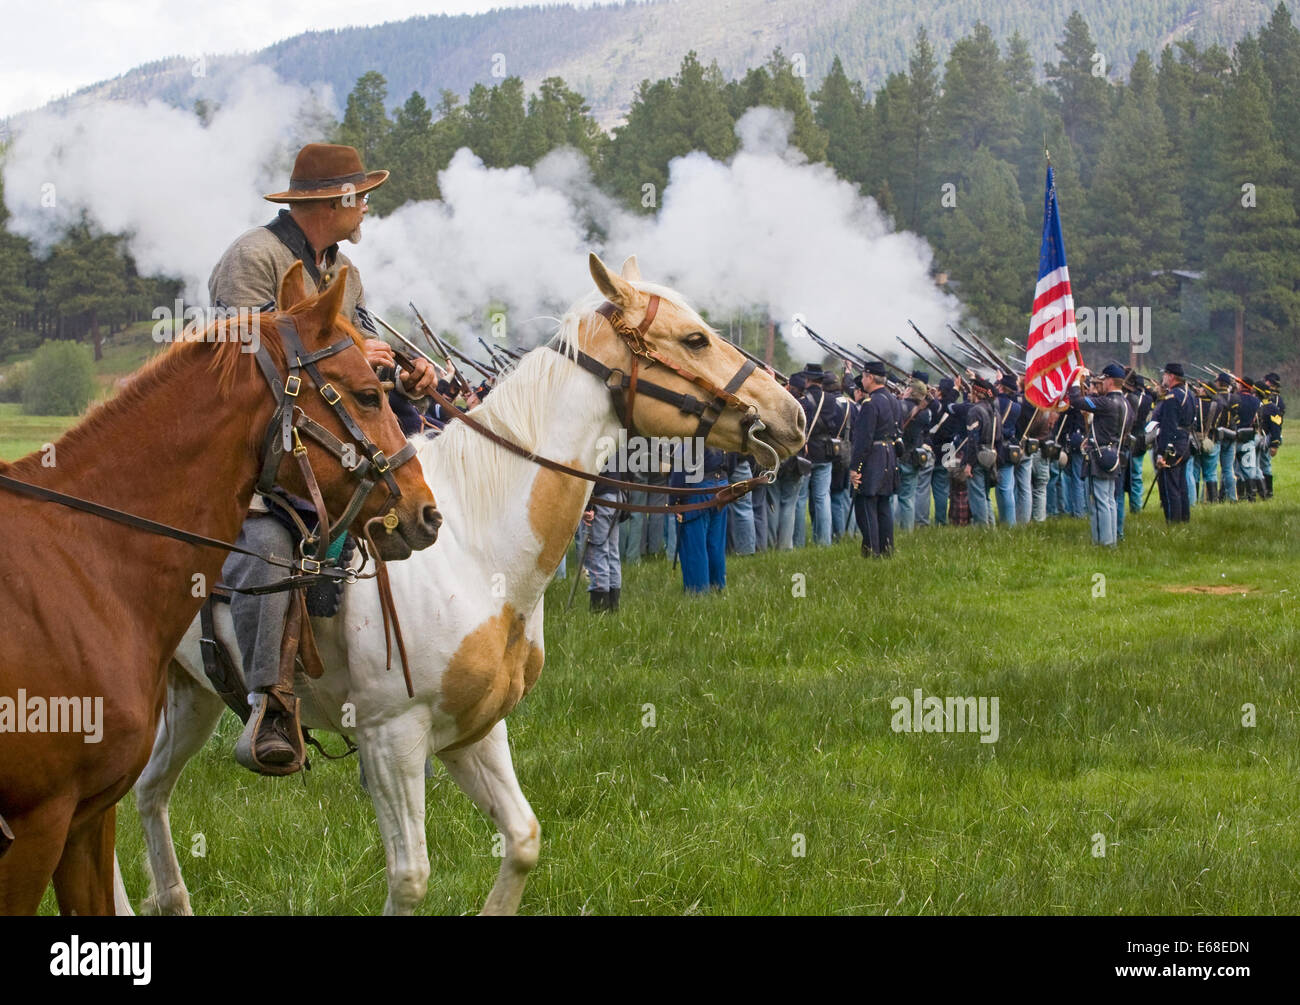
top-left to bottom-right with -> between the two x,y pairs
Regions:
620,255 -> 642,282
590,252 -> 636,306
277,261 -> 310,311
299,265 -> 349,339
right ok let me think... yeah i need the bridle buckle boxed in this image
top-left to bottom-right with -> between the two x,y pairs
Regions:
284,374 -> 302,397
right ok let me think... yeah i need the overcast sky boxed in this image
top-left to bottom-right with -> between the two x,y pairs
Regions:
0,0 -> 610,118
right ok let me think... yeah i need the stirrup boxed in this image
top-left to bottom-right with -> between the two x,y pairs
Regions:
235,689 -> 306,776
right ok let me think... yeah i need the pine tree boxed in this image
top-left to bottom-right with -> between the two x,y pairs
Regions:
337,71 -> 392,171
45,224 -> 130,362
375,91 -> 438,213
1203,50 -> 1300,373
938,23 -> 1016,165
1044,11 -> 1111,184
1079,52 -> 1183,336
936,149 -> 1033,336
811,56 -> 870,190
1258,2 -> 1300,210
874,27 -> 939,234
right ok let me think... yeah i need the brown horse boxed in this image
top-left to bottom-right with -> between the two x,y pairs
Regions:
0,263 -> 441,914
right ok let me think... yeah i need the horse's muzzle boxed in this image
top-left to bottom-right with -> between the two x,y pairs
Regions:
369,504 -> 441,560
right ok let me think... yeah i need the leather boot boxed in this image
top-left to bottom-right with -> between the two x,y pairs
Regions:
1244,478 -> 1257,502
1205,482 -> 1217,503
1254,478 -> 1266,501
235,689 -> 303,775
609,587 -> 620,611
1264,474 -> 1274,499
589,590 -> 608,612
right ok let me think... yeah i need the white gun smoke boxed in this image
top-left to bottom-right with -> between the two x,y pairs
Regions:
3,79 -> 960,361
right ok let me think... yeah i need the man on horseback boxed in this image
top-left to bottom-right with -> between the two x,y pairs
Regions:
210,143 -> 439,775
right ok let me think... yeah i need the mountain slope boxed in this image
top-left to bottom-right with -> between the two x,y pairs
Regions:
26,0 -> 1283,126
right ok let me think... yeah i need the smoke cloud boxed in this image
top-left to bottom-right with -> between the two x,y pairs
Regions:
4,80 -> 960,359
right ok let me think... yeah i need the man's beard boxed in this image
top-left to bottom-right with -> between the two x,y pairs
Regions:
347,224 -> 362,244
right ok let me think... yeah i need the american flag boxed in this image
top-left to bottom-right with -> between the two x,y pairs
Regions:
1024,164 -> 1083,409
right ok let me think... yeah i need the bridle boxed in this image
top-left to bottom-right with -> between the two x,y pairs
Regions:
415,294 -> 777,514
0,316 -> 416,583
508,294 -> 779,512
252,315 -> 420,564
586,296 -> 761,447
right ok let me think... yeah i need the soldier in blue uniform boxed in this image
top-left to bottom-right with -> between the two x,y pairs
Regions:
928,377 -> 960,524
1259,373 -> 1284,498
993,374 -> 1021,525
583,463 -> 624,611
1153,362 -> 1194,523
1235,378 -> 1263,501
672,444 -> 730,591
962,376 -> 999,527
849,361 -> 899,557
1066,362 -> 1133,546
896,372 -> 932,532
1125,374 -> 1153,513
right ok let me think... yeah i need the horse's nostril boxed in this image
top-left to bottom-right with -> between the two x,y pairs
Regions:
421,505 -> 443,533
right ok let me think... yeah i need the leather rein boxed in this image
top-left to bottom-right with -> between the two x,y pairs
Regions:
421,296 -> 776,514
0,315 -> 417,589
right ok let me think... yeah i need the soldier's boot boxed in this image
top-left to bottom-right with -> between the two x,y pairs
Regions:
1253,478 -> 1266,501
1264,474 -> 1274,499
609,587 -> 620,611
1205,482 -> 1217,503
589,590 -> 608,612
235,688 -> 304,776
1243,478 -> 1257,502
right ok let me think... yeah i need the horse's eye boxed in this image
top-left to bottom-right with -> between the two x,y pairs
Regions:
355,389 -> 382,410
684,332 -> 709,351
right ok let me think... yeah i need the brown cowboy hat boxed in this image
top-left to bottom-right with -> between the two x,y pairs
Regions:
264,143 -> 389,203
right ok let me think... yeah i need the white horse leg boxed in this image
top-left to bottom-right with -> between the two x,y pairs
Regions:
358,709 -> 432,916
113,853 -> 134,916
136,664 -> 227,916
438,720 -> 540,916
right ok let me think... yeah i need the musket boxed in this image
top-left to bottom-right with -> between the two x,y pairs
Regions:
855,343 -> 910,380
964,327 -> 1019,374
408,303 -> 497,381
478,336 -> 514,372
1004,337 -> 1028,354
798,319 -> 868,369
908,320 -> 963,379
726,335 -> 788,384
408,303 -> 477,396
895,334 -> 947,381
948,325 -> 1004,373
1200,363 -> 1268,397
369,312 -> 444,374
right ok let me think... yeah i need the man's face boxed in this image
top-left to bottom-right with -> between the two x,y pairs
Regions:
329,191 -> 369,244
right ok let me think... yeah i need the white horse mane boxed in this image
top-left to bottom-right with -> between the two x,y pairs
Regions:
414,280 -> 714,541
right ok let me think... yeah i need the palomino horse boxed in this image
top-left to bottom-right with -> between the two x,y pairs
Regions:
127,253 -> 805,915
0,264 -> 441,915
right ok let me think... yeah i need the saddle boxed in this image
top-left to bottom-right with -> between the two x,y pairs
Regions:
201,542 -> 358,776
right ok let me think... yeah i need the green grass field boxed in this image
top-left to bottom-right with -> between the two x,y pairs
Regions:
48,432 -> 1289,916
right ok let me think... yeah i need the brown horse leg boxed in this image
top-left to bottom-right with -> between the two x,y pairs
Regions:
0,801 -> 74,915
52,805 -> 119,916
